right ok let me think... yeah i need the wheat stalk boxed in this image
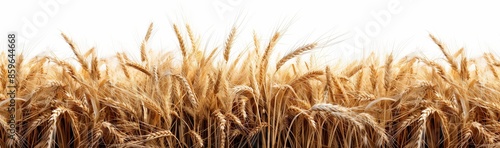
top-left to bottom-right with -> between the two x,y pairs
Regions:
125,62 -> 152,76
174,24 -> 187,57
213,110 -> 227,148
61,32 -> 88,70
186,24 -> 198,51
188,130 -> 204,148
143,130 -> 174,142
224,27 -> 237,62
429,34 -> 458,72
172,74 -> 198,108
276,43 -> 317,71
258,31 -> 281,90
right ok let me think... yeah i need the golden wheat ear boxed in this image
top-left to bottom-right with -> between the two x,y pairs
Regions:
224,27 -> 237,62
61,32 -> 89,71
276,43 -> 317,72
140,22 -> 154,63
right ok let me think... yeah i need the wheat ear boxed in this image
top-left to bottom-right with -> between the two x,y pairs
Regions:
224,27 -> 237,62
276,43 -> 317,71
140,22 -> 154,62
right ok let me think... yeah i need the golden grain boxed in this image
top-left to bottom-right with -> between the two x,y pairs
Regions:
4,23 -> 500,148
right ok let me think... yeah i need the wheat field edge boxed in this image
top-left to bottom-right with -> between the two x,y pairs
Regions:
1,23 -> 500,147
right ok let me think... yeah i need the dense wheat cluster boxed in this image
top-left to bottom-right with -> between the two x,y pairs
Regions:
1,22 -> 500,147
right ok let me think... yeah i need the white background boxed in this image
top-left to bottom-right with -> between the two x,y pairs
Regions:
1,0 -> 500,65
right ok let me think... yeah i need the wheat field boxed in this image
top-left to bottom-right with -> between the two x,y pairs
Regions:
1,23 -> 500,147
